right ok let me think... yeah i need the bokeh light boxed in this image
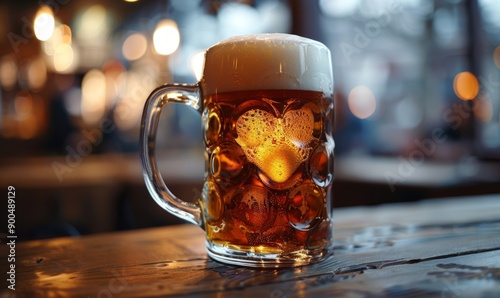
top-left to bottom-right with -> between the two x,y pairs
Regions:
42,23 -> 78,73
122,33 -> 148,61
75,5 -> 109,43
114,72 -> 142,131
14,91 -> 37,139
27,57 -> 47,91
42,23 -> 60,56
474,96 -> 493,123
453,71 -> 479,100
34,5 -> 55,41
113,60 -> 158,131
103,60 -> 126,108
0,56 -> 18,90
153,19 -> 180,56
14,90 -> 33,120
348,86 -> 377,119
53,43 -> 77,73
60,24 -> 72,45
81,69 -> 107,124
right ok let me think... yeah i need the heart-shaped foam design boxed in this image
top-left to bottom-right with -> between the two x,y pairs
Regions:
235,106 -> 315,183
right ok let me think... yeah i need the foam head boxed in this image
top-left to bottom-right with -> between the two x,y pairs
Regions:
201,33 -> 333,96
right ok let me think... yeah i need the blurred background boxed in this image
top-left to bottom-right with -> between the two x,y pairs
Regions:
0,0 -> 499,240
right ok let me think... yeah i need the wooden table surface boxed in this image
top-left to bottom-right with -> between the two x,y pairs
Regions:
2,194 -> 500,297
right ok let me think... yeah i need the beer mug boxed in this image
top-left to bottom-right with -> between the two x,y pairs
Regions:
141,33 -> 334,267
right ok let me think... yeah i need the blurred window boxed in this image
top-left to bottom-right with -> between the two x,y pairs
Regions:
319,0 -> 500,160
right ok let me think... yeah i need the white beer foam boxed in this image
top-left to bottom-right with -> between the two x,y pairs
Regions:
202,33 -> 333,95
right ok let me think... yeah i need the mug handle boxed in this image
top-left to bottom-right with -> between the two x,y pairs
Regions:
140,83 -> 203,227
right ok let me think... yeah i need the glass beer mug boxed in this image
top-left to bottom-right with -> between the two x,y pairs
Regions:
141,33 -> 334,267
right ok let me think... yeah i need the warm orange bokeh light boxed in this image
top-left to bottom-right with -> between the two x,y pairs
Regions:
453,71 -> 479,101
474,96 -> 493,123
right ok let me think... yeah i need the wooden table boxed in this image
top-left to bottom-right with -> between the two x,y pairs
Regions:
2,194 -> 500,297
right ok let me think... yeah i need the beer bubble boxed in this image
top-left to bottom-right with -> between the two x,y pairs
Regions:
232,100 -> 275,145
304,72 -> 331,97
202,179 -> 224,222
309,142 -> 333,187
286,182 -> 323,231
229,185 -> 276,233
210,142 -> 248,187
283,103 -> 317,147
232,99 -> 275,119
260,72 -> 300,91
202,34 -> 333,96
202,102 -> 223,146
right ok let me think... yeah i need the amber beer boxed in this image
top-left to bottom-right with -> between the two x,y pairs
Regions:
141,33 -> 334,267
199,34 -> 334,265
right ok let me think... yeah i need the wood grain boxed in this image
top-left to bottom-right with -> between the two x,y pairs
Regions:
1,194 -> 499,297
